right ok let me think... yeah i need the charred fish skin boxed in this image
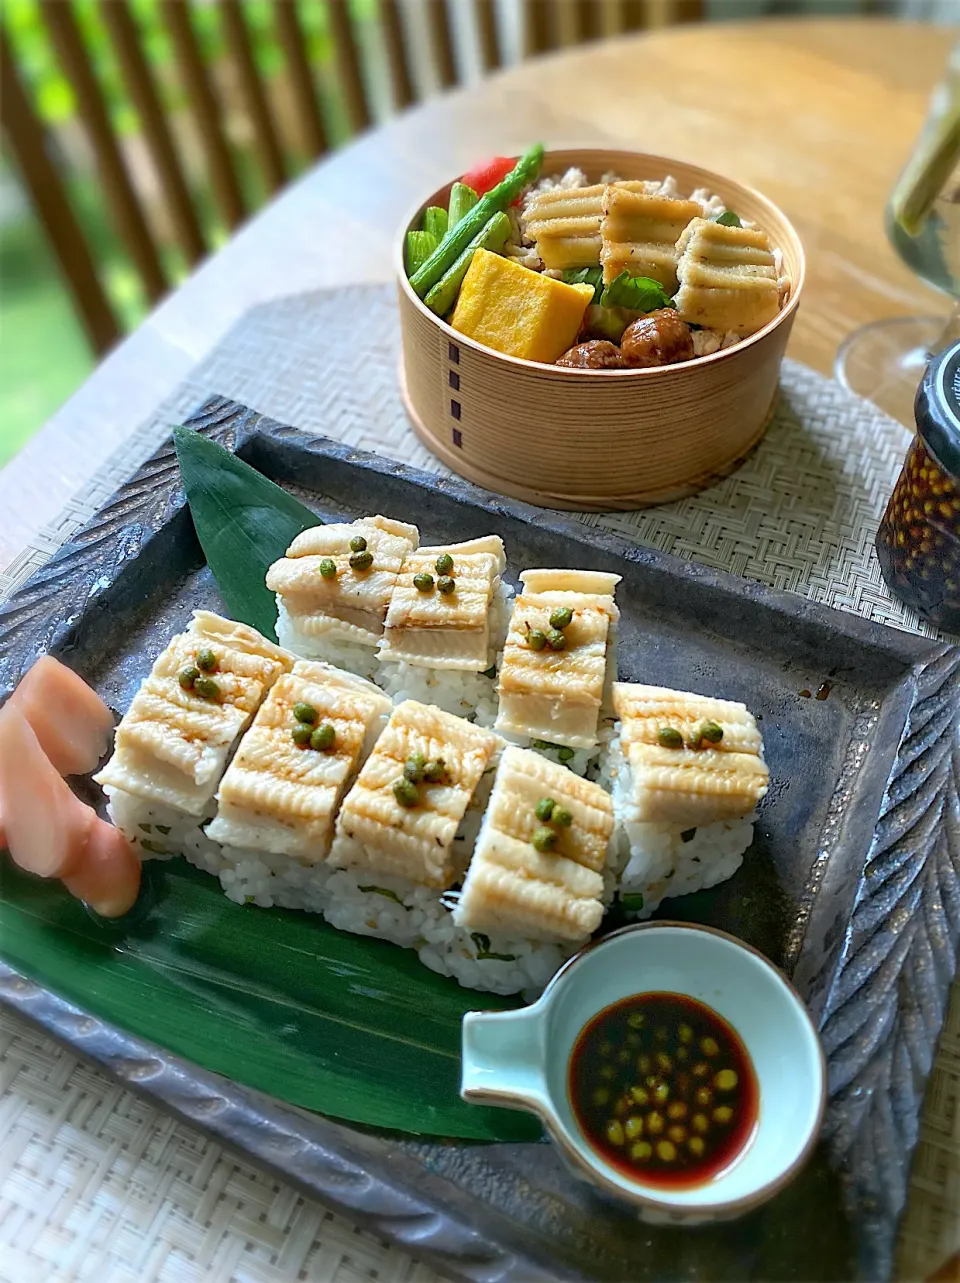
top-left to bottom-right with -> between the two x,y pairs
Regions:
267,515 -> 420,647
205,661 -> 392,863
455,745 -> 614,944
495,568 -> 621,750
611,682 -> 769,825
94,612 -> 293,815
378,535 -> 507,672
328,699 -> 502,889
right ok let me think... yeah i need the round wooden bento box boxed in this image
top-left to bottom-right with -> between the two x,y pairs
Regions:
396,149 -> 805,512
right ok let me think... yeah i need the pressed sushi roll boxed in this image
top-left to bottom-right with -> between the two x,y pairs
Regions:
602,682 -> 769,919
600,187 -> 702,289
495,568 -> 620,772
95,612 -> 293,872
673,217 -> 780,337
377,535 -> 510,722
205,662 -> 392,909
323,700 -> 502,948
267,515 -> 419,677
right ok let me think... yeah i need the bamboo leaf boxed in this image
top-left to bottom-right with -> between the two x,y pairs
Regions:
0,856 -> 540,1141
174,426 -> 319,640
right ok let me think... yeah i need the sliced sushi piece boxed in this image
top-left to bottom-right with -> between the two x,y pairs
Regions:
600,187 -> 701,289
454,745 -> 613,944
376,535 -> 510,721
673,217 -> 780,337
95,612 -> 292,862
206,662 -> 391,889
328,699 -> 502,890
604,681 -> 769,918
495,568 -> 620,757
267,515 -> 419,673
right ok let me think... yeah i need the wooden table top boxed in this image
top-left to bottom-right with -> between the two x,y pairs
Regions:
0,16 -> 952,575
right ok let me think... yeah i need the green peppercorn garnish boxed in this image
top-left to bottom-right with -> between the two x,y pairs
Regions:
319,558 -> 337,580
532,826 -> 558,853
535,797 -> 555,822
196,648 -> 217,673
193,676 -> 221,701
350,550 -> 374,571
546,629 -> 567,651
178,665 -> 200,691
557,746 -> 575,763
310,723 -> 336,752
403,751 -> 427,783
422,757 -> 446,783
291,725 -> 313,747
393,777 -> 420,808
349,535 -> 368,553
435,553 -> 454,575
700,722 -> 724,744
549,607 -> 573,630
552,805 -> 573,827
658,727 -> 684,749
437,575 -> 456,594
527,629 -> 547,651
294,702 -> 318,725
413,572 -> 435,593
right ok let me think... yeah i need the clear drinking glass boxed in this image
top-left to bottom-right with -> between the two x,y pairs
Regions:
835,42 -> 960,425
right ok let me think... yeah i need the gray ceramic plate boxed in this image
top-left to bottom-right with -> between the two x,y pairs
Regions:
1,397 -> 957,1283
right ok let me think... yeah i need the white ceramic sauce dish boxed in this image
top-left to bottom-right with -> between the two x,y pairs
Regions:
461,922 -> 826,1224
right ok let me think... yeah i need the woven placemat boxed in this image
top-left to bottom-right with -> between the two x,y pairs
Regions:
1,284 -> 957,1282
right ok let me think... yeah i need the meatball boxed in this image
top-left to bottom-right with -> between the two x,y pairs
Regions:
620,309 -> 695,368
556,340 -> 625,370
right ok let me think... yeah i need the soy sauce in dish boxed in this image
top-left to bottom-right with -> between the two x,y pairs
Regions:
569,992 -> 758,1188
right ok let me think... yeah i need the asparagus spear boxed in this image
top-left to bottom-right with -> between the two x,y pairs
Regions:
424,211 -> 511,316
447,182 -> 478,228
405,230 -> 437,276
410,143 -> 544,298
423,205 -> 449,241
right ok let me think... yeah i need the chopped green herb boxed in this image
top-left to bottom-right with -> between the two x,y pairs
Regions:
359,885 -> 403,904
140,839 -> 168,855
557,746 -> 575,763
715,210 -> 742,227
532,739 -> 552,750
156,825 -> 171,835
599,272 -> 673,313
482,665 -> 497,679
471,932 -> 491,954
680,828 -> 697,843
621,893 -> 645,912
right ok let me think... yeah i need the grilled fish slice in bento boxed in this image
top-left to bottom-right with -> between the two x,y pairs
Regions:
673,217 -> 780,337
600,187 -> 701,288
612,682 -> 769,824
94,611 -> 292,815
204,663 -> 391,862
378,535 -> 506,671
525,181 -> 652,271
496,569 -> 620,750
455,746 -> 613,943
329,700 -> 501,888
267,515 -> 419,651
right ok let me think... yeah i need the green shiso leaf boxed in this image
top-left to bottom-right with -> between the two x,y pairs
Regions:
714,210 -> 742,227
598,271 -> 673,313
0,856 -> 540,1140
562,265 -> 604,302
173,426 -> 319,640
